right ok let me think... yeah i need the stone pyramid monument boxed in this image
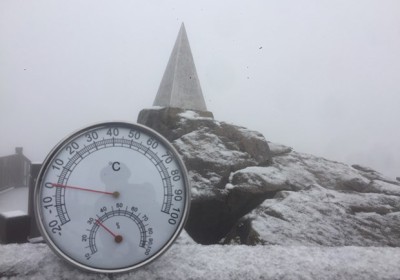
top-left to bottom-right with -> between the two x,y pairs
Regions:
152,23 -> 209,113
138,23 -> 213,131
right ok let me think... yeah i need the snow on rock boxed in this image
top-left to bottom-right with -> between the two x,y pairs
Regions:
1,242 -> 400,280
229,166 -> 291,192
267,141 -> 293,156
173,129 -> 257,190
138,107 -> 400,247
352,164 -> 400,184
251,184 -> 400,246
235,150 -> 400,246
364,180 -> 400,196
227,149 -> 373,197
138,107 -> 272,244
271,151 -> 371,191
178,110 -> 213,120
174,129 -> 254,168
138,107 -> 271,168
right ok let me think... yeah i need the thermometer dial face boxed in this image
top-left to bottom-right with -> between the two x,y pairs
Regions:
34,122 -> 190,273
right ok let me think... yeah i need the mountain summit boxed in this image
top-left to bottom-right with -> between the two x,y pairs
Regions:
138,107 -> 400,246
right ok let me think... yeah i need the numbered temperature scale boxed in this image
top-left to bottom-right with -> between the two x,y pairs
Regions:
34,122 -> 190,273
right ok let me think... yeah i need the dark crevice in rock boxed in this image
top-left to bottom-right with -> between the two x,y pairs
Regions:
222,217 -> 265,245
0,273 -> 18,278
185,190 -> 278,245
349,206 -> 393,215
215,172 -> 231,189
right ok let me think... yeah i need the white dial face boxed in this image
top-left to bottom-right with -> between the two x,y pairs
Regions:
34,122 -> 190,273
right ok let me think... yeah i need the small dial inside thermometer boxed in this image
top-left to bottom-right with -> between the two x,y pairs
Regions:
34,122 -> 190,273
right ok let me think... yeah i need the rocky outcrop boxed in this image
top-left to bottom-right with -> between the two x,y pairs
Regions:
138,107 -> 273,244
138,107 -> 400,246
251,183 -> 400,246
231,150 -> 400,246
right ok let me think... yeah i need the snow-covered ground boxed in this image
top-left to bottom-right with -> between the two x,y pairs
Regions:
1,240 -> 400,280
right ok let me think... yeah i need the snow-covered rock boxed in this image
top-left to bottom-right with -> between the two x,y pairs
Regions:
267,141 -> 292,156
252,184 -> 400,246
138,107 -> 400,247
138,107 -> 272,244
237,150 -> 400,246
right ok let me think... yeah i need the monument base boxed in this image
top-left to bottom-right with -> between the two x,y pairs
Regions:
137,107 -> 214,141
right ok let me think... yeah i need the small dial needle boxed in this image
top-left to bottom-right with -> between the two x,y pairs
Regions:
52,183 -> 120,198
96,219 -> 123,243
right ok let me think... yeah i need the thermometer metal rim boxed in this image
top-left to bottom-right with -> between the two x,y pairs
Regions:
34,121 -> 191,274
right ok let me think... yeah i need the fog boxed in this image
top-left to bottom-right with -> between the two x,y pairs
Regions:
1,0 -> 399,178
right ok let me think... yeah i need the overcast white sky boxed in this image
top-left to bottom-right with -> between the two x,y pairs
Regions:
0,0 -> 399,179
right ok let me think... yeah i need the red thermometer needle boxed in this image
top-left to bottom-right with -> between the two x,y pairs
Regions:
96,219 -> 123,243
52,183 -> 120,198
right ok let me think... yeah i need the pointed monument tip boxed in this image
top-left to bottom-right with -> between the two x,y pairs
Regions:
153,23 -> 208,112
179,22 -> 186,33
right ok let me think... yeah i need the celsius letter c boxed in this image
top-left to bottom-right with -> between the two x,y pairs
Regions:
112,162 -> 120,171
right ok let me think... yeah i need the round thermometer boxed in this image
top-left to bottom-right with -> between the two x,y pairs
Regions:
34,122 -> 190,273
